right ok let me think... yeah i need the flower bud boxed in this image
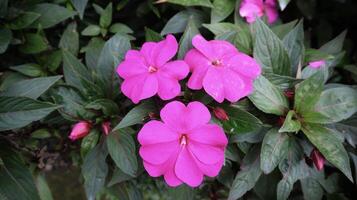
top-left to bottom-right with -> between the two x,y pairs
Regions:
101,121 -> 111,135
213,107 -> 229,121
69,121 -> 92,141
308,60 -> 326,69
310,149 -> 325,171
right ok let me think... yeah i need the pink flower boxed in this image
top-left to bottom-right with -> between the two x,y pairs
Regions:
311,149 -> 325,171
137,101 -> 228,187
308,60 -> 326,69
184,35 -> 261,103
101,121 -> 111,135
117,34 -> 189,104
213,107 -> 229,121
239,0 -> 278,24
69,121 -> 92,141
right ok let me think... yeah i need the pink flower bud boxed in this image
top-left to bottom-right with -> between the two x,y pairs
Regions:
102,121 -> 111,135
69,121 -> 92,141
213,107 -> 229,121
308,60 -> 326,69
311,149 -> 325,171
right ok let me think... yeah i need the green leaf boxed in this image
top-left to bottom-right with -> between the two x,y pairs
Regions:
271,20 -> 298,39
0,0 -> 8,18
107,167 -> 134,187
294,71 -> 324,115
249,75 -> 289,115
314,86 -> 357,123
35,174 -> 54,200
112,100 -> 156,131
109,23 -> 133,34
264,73 -> 301,90
283,20 -> 304,75
304,48 -> 333,64
320,30 -> 347,55
161,9 -> 204,35
100,3 -> 112,28
145,27 -> 163,42
81,129 -> 100,158
0,28 -> 12,54
46,50 -> 63,73
95,33 -> 131,93
10,63 -> 44,77
62,49 -> 92,91
0,76 -> 62,99
214,24 -> 253,54
211,0 -> 235,23
260,128 -> 289,174
7,12 -> 41,30
277,0 -> 291,10
107,130 -> 138,176
228,146 -> 262,200
279,110 -> 301,133
20,33 -> 48,54
0,142 -> 40,200
28,3 -> 76,29
59,22 -> 79,55
302,123 -> 353,181
81,25 -> 101,36
71,0 -> 88,19
83,37 -> 105,70
82,143 -> 108,200
165,0 -> 213,7
253,18 -> 291,76
85,99 -> 119,116
177,18 -> 199,59
203,22 -> 236,35
221,105 -> 263,134
167,185 -> 195,200
300,178 -> 323,200
0,96 -> 58,131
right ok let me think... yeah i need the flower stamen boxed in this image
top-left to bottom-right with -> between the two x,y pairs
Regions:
148,66 -> 158,73
211,59 -> 222,67
180,134 -> 188,146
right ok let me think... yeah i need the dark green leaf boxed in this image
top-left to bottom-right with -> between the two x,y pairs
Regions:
0,28 -> 12,54
0,76 -> 61,99
0,96 -> 58,131
85,99 -> 119,116
320,30 -> 347,55
283,20 -> 304,75
203,22 -> 236,35
301,111 -> 332,124
0,142 -> 40,200
71,0 -> 88,19
161,9 -> 204,35
302,123 -> 353,181
112,100 -> 156,131
107,130 -> 138,176
20,33 -> 48,54
279,110 -> 301,133
0,0 -> 8,18
304,48 -> 333,64
145,27 -> 163,42
81,25 -> 101,36
10,63 -> 44,77
59,22 -> 79,55
109,23 -> 133,34
35,174 -> 54,200
167,185 -> 195,200
253,18 -> 291,76
83,37 -> 105,70
165,0 -> 213,7
278,0 -> 291,10
81,129 -> 100,158
28,3 -> 76,29
107,167 -> 134,187
215,24 -> 253,54
100,3 -> 112,28
7,12 -> 40,30
249,75 -> 289,115
260,128 -> 289,174
178,18 -> 199,59
82,143 -> 108,200
211,0 -> 235,23
300,178 -> 323,200
271,20 -> 298,39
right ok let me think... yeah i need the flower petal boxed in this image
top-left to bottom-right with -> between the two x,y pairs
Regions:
265,4 -> 278,24
223,68 -> 253,102
188,141 -> 224,165
138,120 -> 179,145
160,101 -> 187,133
239,0 -> 264,23
140,42 -> 157,66
226,52 -> 261,78
185,50 -> 210,90
139,141 -> 178,165
192,35 -> 215,59
194,157 -> 224,177
157,74 -> 181,100
202,67 -> 225,103
210,40 -> 239,59
160,60 -> 189,80
175,147 -> 203,187
116,59 -> 147,79
189,124 -> 228,147
154,34 -> 178,67
120,74 -> 158,104
185,101 -> 211,130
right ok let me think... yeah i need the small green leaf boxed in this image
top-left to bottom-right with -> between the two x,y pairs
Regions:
99,3 -> 112,28
0,76 -> 62,99
177,18 -> 199,59
211,0 -> 235,23
279,110 -> 301,133
107,167 -> 134,187
107,130 -> 138,176
81,129 -> 100,158
301,111 -> 332,124
277,0 -> 291,10
161,9 -> 204,35
82,143 -> 108,200
28,3 -> 76,29
320,30 -> 347,55
145,27 -> 163,42
253,18 -> 291,76
81,25 -> 101,36
294,71 -> 324,115
71,0 -> 88,19
20,33 -> 48,54
59,22 -> 79,55
203,22 -> 237,35
35,174 -> 54,200
300,178 -> 323,200
260,128 -> 289,174
0,96 -> 58,131
7,12 -> 41,30
304,48 -> 333,64
272,20 -> 298,39
83,37 -> 105,70
85,99 -> 119,116
112,100 -> 156,131
165,0 -> 213,7
10,63 -> 44,77
249,75 -> 289,116
302,123 -> 353,181
283,20 -> 304,75
0,28 -> 12,54
109,23 -> 133,34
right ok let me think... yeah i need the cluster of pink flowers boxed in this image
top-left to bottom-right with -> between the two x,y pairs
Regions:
115,33 -> 261,187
